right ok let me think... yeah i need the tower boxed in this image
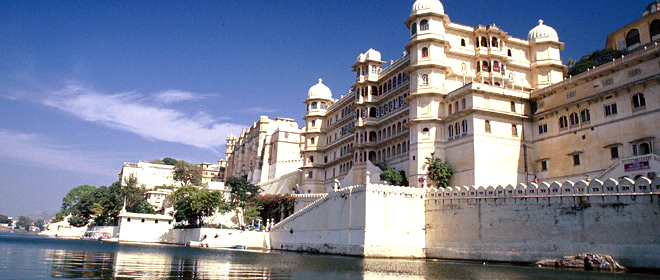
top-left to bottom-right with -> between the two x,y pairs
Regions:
301,79 -> 334,193
528,20 -> 566,88
405,0 -> 448,187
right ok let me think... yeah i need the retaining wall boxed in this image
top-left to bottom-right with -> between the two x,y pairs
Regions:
425,177 -> 660,268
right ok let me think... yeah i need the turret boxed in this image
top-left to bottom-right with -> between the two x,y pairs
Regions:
301,79 -> 333,193
527,20 -> 566,88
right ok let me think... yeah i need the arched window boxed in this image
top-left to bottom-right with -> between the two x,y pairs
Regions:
639,143 -> 651,155
455,122 -> 460,135
461,38 -> 466,47
482,61 -> 489,72
462,120 -> 468,134
387,127 -> 391,137
310,137 -> 315,145
309,156 -> 314,163
569,112 -> 579,126
311,102 -> 317,109
398,73 -> 402,84
632,93 -> 646,109
507,49 -> 512,57
559,116 -> 568,129
421,47 -> 429,58
387,148 -> 391,158
393,77 -> 397,88
411,23 -> 417,36
493,61 -> 500,72
461,98 -> 466,109
397,144 -> 402,154
397,122 -> 402,133
420,19 -> 429,31
481,37 -> 488,48
651,19 -> 660,40
580,109 -> 591,123
422,127 -> 429,134
491,37 -> 499,48
485,120 -> 491,133
320,102 -> 327,109
510,101 -> 516,112
402,141 -> 407,153
421,74 -> 429,86
448,104 -> 452,115
448,126 -> 453,137
511,124 -> 518,136
626,29 -> 641,49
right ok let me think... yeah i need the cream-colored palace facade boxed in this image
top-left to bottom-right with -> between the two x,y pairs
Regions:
224,0 -> 660,194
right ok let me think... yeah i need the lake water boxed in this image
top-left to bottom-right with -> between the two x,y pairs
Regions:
1,232 -> 658,279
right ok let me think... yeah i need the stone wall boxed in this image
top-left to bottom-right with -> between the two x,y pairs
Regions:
270,184 -> 425,258
292,193 -> 327,213
425,176 -> 660,268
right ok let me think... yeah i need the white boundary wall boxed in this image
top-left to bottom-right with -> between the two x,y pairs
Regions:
425,177 -> 660,268
270,184 -> 425,258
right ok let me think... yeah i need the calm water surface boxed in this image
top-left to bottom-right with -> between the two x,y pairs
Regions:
1,232 -> 658,279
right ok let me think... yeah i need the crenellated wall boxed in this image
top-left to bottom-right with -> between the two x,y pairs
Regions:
270,184 -> 425,258
425,176 -> 660,268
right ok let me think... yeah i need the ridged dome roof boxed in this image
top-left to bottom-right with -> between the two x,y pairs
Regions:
411,0 -> 444,15
527,20 -> 558,42
307,78 -> 333,100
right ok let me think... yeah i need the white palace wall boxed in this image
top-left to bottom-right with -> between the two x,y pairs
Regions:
270,184 -> 425,258
425,177 -> 660,268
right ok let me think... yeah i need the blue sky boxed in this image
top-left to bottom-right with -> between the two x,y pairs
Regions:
0,0 -> 650,217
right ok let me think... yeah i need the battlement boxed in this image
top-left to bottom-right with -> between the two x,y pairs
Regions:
425,176 -> 660,200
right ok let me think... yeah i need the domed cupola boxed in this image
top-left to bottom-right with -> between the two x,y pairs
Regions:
411,0 -> 444,15
527,19 -> 559,43
307,78 -> 333,101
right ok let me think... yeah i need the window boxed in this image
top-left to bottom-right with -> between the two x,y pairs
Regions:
448,126 -> 454,138
580,109 -> 591,123
510,101 -> 516,112
541,160 -> 548,171
461,98 -> 466,109
626,29 -> 641,49
309,156 -> 314,163
604,103 -> 618,116
632,93 -> 646,109
462,120 -> 468,134
558,116 -> 568,129
651,19 -> 660,40
421,47 -> 429,58
311,120 -> 316,127
633,141 -> 653,156
491,37 -> 499,48
610,146 -> 619,159
448,104 -> 452,115
311,102 -> 317,110
411,23 -> 417,36
461,38 -> 466,47
421,74 -> 429,86
320,102 -> 327,109
507,49 -> 512,57
481,37 -> 488,48
371,65 -> 378,74
420,19 -> 429,31
455,122 -> 460,136
310,137 -> 315,145
493,61 -> 500,72
511,124 -> 518,136
573,154 -> 581,166
569,112 -> 579,126
308,171 -> 313,179
485,120 -> 491,133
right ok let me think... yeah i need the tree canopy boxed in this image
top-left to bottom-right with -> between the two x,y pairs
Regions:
425,153 -> 453,187
170,185 -> 230,227
566,48 -> 623,77
17,216 -> 33,230
0,215 -> 12,225
225,177 -> 261,208
173,160 -> 201,186
380,167 -> 409,186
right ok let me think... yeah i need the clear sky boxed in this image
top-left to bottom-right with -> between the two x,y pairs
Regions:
0,0 -> 651,217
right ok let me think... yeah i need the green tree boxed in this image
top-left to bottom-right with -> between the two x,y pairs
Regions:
566,48 -> 623,77
170,185 -> 230,227
17,216 -> 33,230
380,167 -> 409,186
57,185 -> 96,218
225,177 -> 261,208
173,160 -> 201,186
162,157 -> 178,166
425,152 -> 453,187
242,204 -> 263,225
33,219 -> 45,231
0,215 -> 12,226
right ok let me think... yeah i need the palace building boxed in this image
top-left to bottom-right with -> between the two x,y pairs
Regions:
296,0 -> 660,193
223,0 -> 660,194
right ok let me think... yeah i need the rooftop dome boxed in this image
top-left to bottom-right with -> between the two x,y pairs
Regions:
356,48 -> 382,63
411,0 -> 444,15
307,78 -> 333,100
527,20 -> 559,42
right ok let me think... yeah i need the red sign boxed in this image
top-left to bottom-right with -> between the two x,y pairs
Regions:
418,177 -> 425,183
624,161 -> 650,172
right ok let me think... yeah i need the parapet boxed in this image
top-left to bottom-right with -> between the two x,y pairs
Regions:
425,176 -> 660,200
